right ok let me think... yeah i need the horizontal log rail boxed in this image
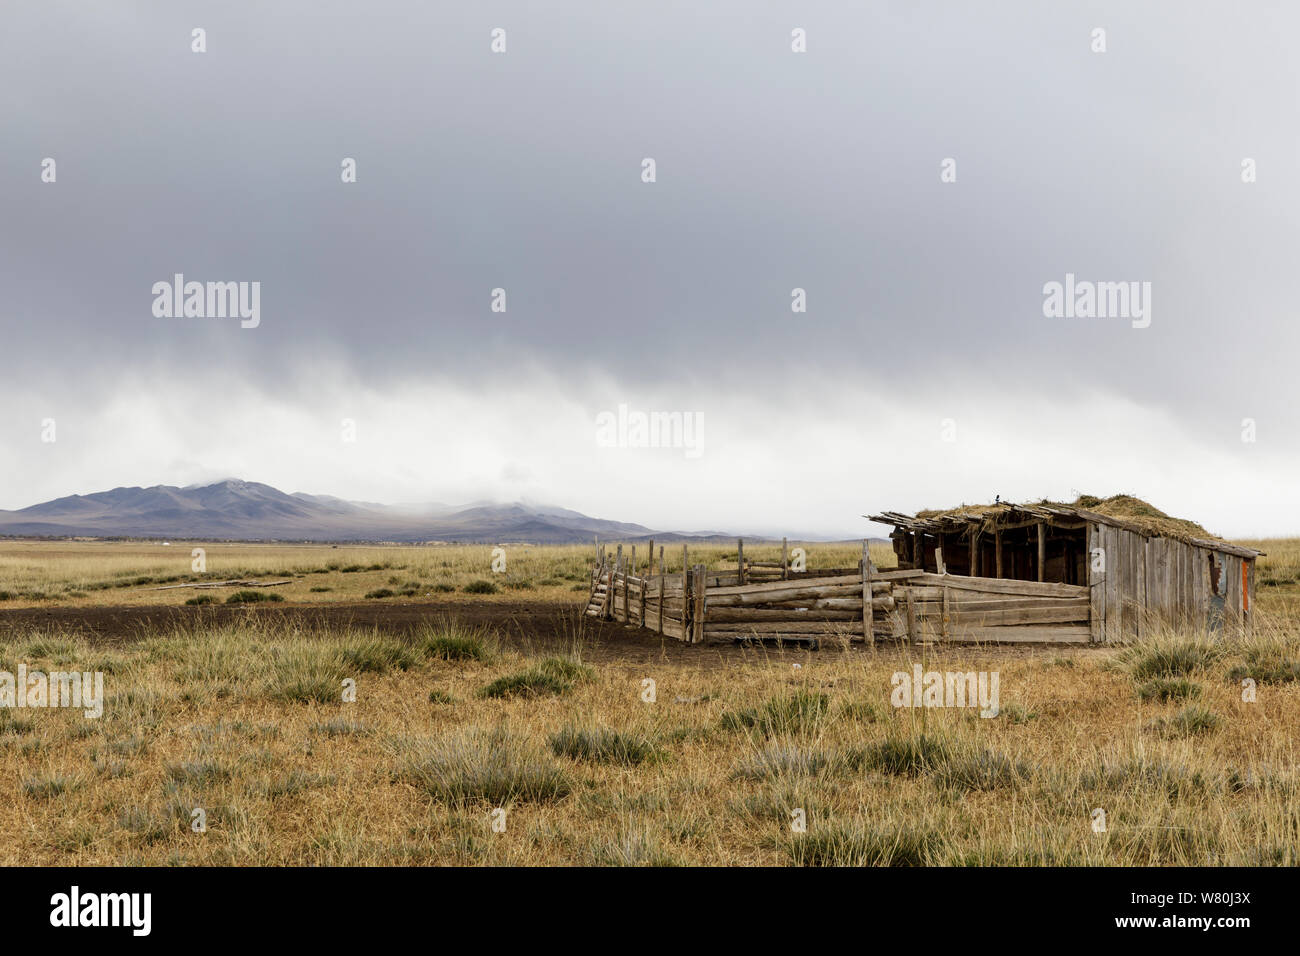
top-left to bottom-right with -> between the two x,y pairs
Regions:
585,540 -> 1094,646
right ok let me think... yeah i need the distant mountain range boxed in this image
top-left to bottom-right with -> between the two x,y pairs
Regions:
0,480 -> 741,544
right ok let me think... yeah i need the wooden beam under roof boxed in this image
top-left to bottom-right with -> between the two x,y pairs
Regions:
868,506 -> 1264,559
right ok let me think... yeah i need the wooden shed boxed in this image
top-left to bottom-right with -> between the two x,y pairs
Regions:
870,496 -> 1263,642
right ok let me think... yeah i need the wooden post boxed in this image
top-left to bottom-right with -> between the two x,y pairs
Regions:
610,549 -> 622,621
1242,561 -> 1250,621
692,565 -> 707,644
657,546 -> 665,636
906,590 -> 918,644
994,530 -> 1003,579
619,547 -> 627,623
941,585 -> 950,640
781,537 -> 789,580
647,539 -> 654,577
861,539 -> 874,646
600,556 -> 613,620
681,545 -> 689,640
632,545 -> 645,628
1037,523 -> 1046,583
935,533 -> 946,575
737,538 -> 745,585
624,547 -> 631,624
912,532 -> 922,570
969,529 -> 980,577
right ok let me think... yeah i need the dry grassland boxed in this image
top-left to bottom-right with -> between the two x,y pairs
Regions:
0,538 -> 1296,865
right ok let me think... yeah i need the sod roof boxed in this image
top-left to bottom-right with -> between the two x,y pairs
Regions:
869,495 -> 1262,558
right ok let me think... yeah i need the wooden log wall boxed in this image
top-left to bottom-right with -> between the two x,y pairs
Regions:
585,532 -> 1260,647
700,566 -> 900,644
586,541 -> 927,646
883,572 -> 1091,644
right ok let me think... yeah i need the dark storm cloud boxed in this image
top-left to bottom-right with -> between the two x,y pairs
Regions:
1,1 -> 1297,529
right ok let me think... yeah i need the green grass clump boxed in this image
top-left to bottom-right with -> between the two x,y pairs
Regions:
420,624 -> 494,662
931,749 -> 1028,792
479,656 -> 592,699
849,735 -> 950,777
721,689 -> 829,735
185,595 -> 218,606
789,824 -> 938,866
341,637 -> 419,673
1137,678 -> 1201,703
842,735 -> 1025,791
22,774 -> 82,799
479,670 -> 570,699
226,590 -> 284,604
1224,632 -> 1300,685
536,657 -> 594,683
999,702 -> 1038,724
165,760 -> 234,786
549,726 -> 661,766
364,588 -> 395,599
464,580 -> 499,595
1121,637 -> 1222,679
1151,705 -> 1220,739
310,718 -> 372,737
263,645 -> 348,704
1078,757 -> 1216,800
838,699 -> 881,722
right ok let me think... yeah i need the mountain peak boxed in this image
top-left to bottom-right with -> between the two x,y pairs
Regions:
181,477 -> 246,490
0,480 -> 717,543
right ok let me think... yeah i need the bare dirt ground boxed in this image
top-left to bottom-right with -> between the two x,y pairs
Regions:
0,599 -> 1096,668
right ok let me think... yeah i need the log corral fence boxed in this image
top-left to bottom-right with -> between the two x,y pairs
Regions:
583,537 -> 1100,647
585,539 -> 892,647
585,505 -> 1262,647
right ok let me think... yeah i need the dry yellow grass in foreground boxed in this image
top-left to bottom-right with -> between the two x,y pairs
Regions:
1,612 -> 1297,866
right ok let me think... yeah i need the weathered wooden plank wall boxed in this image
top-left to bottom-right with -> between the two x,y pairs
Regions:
588,531 -> 1255,645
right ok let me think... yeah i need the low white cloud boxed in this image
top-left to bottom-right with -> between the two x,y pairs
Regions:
0,366 -> 1292,540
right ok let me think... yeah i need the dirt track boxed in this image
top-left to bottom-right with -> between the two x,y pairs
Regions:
0,600 -> 1092,666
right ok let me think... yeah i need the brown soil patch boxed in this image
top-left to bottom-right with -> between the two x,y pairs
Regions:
0,600 -> 1100,669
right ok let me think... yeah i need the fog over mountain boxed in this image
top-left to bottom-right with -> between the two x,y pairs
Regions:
0,479 -> 747,543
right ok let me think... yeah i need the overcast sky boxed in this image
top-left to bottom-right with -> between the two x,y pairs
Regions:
2,1 -> 1297,539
